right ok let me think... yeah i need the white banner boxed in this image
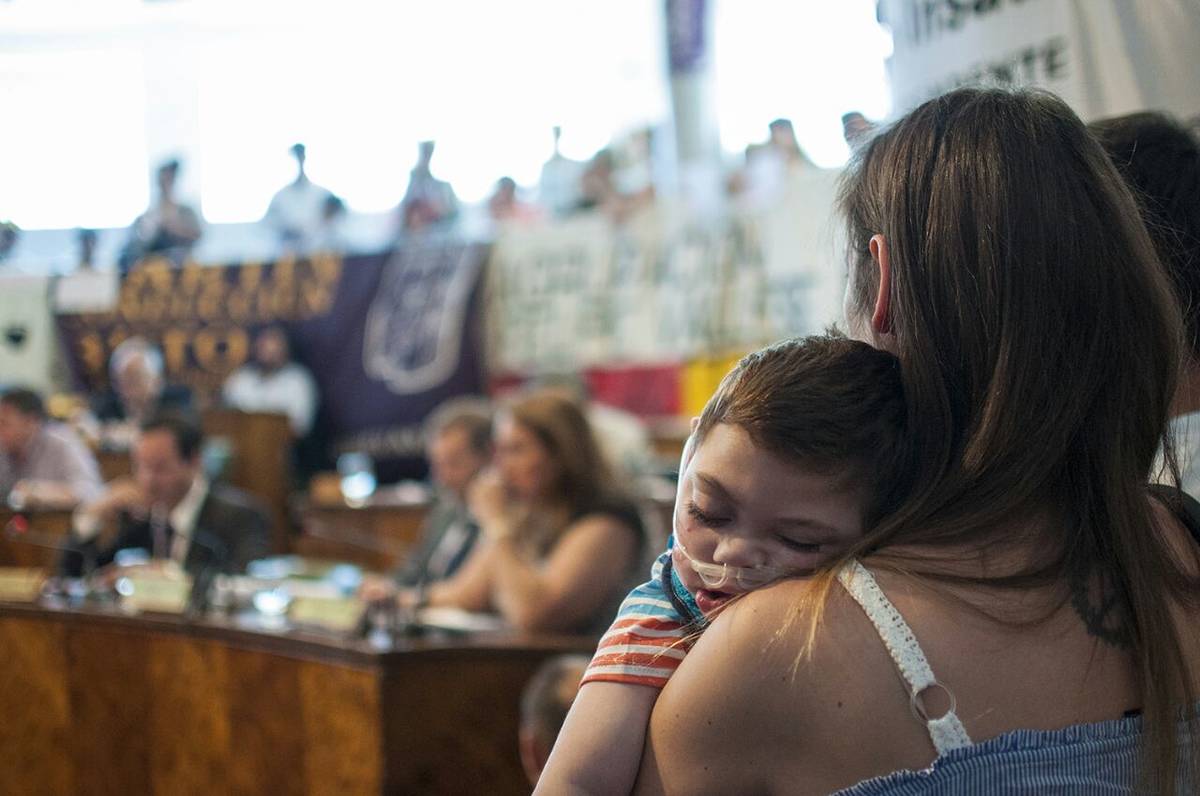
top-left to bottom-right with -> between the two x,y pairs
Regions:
882,0 -> 1200,122
0,274 -> 57,392
486,171 -> 846,374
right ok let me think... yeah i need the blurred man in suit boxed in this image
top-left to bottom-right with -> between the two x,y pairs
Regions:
358,399 -> 491,600
61,412 -> 269,577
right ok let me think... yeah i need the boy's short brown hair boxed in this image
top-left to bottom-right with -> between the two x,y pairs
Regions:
694,332 -> 909,526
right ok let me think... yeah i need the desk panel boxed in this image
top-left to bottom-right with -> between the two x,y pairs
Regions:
0,509 -> 72,570
0,603 -> 592,795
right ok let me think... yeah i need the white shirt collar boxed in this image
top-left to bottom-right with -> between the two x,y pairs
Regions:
169,475 -> 209,541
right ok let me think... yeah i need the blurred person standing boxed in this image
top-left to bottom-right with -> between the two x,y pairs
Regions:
399,140 -> 459,233
265,143 -> 334,253
0,220 -> 19,263
222,326 -> 318,438
0,387 -> 102,509
488,177 -> 541,225
118,158 -> 202,271
75,228 -> 98,271
538,126 -> 583,218
740,117 -> 817,208
311,194 -> 349,253
576,149 -> 617,214
842,110 -> 874,149
613,127 -> 658,205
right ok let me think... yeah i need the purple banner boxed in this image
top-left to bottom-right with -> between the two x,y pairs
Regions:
56,245 -> 488,479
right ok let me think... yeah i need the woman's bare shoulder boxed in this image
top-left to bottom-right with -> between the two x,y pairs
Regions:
636,577 -> 928,794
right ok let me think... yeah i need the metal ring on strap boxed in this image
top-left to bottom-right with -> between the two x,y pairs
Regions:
910,680 -> 957,724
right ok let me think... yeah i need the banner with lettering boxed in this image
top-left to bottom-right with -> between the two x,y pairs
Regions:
881,0 -> 1200,122
487,177 -> 844,379
56,246 -> 487,478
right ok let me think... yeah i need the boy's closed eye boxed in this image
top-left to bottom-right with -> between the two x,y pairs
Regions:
686,502 -> 731,528
776,536 -> 822,554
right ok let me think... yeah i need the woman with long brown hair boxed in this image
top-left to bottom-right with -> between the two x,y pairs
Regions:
631,88 -> 1200,793
425,388 -> 644,633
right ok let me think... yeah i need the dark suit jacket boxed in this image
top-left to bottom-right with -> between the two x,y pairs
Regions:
60,484 -> 270,578
90,384 -> 195,423
393,498 -> 479,587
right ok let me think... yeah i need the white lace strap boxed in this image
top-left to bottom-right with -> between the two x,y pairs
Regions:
836,560 -> 973,755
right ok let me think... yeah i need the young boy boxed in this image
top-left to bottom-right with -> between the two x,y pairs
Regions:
535,333 -> 911,794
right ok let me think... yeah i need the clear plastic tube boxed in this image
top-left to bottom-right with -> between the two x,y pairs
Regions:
673,535 -> 790,591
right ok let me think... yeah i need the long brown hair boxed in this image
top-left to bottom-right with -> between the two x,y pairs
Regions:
832,88 -> 1200,790
504,389 -> 625,551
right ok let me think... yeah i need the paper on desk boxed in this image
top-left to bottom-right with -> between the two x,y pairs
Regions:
0,567 -> 45,602
416,607 -> 507,634
289,596 -> 364,633
119,574 -> 191,615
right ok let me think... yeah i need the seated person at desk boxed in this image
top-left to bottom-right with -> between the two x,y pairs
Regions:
86,338 -> 193,448
59,413 -> 270,577
360,400 -> 492,598
221,326 -> 318,438
0,387 -> 102,508
410,389 -> 644,634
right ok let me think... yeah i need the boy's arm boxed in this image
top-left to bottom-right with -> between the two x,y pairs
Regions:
534,681 -> 659,795
535,547 -> 698,793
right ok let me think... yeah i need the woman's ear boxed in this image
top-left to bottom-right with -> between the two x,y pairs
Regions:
868,234 -> 892,335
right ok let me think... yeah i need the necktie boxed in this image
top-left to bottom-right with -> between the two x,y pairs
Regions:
151,515 -> 175,560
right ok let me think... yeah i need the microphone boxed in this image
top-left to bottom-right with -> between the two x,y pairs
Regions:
104,527 -> 231,616
183,527 -> 230,616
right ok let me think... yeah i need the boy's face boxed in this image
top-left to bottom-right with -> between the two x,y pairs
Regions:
672,423 -> 865,617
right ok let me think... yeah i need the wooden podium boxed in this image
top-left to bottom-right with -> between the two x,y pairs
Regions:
202,409 -> 293,552
0,601 -> 593,795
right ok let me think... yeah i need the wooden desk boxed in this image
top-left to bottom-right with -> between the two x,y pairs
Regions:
292,499 -> 429,572
0,601 -> 593,795
0,509 -> 73,569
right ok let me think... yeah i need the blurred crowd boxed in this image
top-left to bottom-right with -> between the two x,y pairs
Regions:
0,111 -> 880,272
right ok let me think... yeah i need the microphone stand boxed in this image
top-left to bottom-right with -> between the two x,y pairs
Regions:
3,513 -> 99,598
184,529 -> 230,618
